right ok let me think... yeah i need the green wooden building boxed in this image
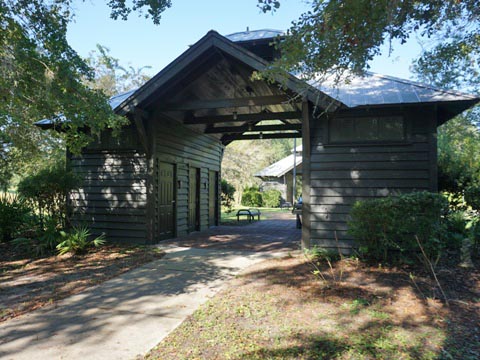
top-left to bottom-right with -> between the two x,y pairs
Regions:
38,29 -> 480,249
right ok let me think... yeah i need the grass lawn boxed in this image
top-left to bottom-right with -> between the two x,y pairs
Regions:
221,207 -> 292,225
0,243 -> 165,322
145,253 -> 479,360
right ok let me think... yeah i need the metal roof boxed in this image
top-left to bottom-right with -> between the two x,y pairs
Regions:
255,153 -> 302,178
36,89 -> 138,127
225,29 -> 285,43
292,144 -> 302,153
109,89 -> 137,109
36,30 -> 479,130
315,71 -> 478,107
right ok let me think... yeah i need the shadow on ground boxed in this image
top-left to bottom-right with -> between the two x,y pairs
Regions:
0,214 -> 301,359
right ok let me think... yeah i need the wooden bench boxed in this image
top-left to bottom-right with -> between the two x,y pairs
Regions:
236,209 -> 261,222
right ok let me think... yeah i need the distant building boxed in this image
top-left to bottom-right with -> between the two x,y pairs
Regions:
255,145 -> 302,204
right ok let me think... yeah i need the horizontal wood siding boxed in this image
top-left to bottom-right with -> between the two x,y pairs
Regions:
69,128 -> 148,244
153,116 -> 223,239
309,107 -> 436,250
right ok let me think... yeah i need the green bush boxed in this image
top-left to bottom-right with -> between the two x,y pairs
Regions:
241,186 -> 263,207
464,184 -> 480,210
221,179 -> 236,213
17,162 -> 80,227
348,192 -> 449,264
262,189 -> 282,208
56,225 -> 106,255
12,218 -> 62,256
0,193 -> 33,242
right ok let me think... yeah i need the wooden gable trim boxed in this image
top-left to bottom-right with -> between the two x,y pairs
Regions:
186,110 -> 301,125
133,108 -> 151,157
115,30 -> 345,117
162,95 -> 292,112
206,123 -> 302,134
222,132 -> 301,142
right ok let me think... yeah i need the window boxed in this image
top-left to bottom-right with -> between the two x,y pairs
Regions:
329,116 -> 405,143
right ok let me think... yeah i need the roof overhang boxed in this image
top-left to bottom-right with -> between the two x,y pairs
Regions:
114,30 -> 345,117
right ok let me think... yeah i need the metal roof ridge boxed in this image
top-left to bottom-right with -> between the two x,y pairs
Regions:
225,28 -> 285,37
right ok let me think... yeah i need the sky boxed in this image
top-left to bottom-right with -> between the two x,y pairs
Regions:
67,0 -> 425,80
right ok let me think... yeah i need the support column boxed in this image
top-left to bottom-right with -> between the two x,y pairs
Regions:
301,100 -> 311,250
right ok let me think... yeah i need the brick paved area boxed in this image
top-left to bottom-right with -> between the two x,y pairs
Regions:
162,211 -> 301,252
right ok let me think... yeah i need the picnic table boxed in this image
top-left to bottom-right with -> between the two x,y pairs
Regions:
281,202 -> 292,209
236,208 -> 261,222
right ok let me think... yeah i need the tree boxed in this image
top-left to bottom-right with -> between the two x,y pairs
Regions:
222,139 -> 295,204
85,44 -> 152,97
258,1 -> 479,84
0,1 -> 167,186
0,0 -> 170,155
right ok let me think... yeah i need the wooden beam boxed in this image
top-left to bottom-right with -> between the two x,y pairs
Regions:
206,123 -> 302,134
134,109 -> 150,157
301,99 -> 311,250
222,132 -> 301,142
161,95 -> 293,111
185,110 -> 301,125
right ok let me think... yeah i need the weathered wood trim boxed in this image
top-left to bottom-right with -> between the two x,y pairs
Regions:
222,132 -> 301,142
146,118 -> 156,244
134,110 -> 150,157
206,123 -> 302,134
162,95 -> 291,111
188,111 -> 302,125
301,99 -> 311,250
429,105 -> 438,192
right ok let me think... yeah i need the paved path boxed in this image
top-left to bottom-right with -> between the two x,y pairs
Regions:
0,215 -> 301,360
164,211 -> 301,252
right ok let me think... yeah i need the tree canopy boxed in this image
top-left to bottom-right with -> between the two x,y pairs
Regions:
0,0 -> 169,154
259,0 -> 479,86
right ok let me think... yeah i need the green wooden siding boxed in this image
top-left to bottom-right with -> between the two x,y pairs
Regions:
69,148 -> 148,244
152,116 -> 223,238
307,106 -> 437,251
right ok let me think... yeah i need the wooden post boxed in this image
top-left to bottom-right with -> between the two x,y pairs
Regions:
301,99 -> 311,250
429,105 -> 438,192
134,109 -> 151,157
145,117 -> 156,244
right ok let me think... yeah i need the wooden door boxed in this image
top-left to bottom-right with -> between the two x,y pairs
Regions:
188,167 -> 200,232
156,161 -> 175,240
208,170 -> 218,226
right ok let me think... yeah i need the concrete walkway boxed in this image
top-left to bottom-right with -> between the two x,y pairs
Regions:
0,215 -> 301,360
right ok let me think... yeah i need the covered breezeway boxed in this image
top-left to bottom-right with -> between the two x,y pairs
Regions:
162,211 -> 301,252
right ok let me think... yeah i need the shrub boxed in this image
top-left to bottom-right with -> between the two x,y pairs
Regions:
17,162 -> 80,227
262,189 -> 282,208
464,184 -> 480,210
12,218 -> 62,256
56,225 -> 106,255
0,193 -> 33,242
221,179 -> 236,213
348,192 -> 449,264
241,186 -> 263,207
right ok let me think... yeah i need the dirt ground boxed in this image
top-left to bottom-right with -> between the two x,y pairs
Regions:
145,254 -> 480,360
0,244 -> 164,322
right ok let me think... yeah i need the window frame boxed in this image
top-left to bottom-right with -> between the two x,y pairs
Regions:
327,115 -> 408,146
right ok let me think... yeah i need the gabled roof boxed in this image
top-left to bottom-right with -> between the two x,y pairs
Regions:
36,29 -> 479,130
114,30 -> 344,116
255,153 -> 302,178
